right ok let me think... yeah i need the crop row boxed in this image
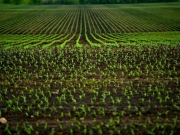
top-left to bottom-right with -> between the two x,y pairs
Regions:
1,6 -> 179,35
0,5 -> 180,48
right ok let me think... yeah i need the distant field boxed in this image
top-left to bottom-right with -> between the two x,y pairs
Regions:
0,3 -> 180,48
0,3 -> 180,135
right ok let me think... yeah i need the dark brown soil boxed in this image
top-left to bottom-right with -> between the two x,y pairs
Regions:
0,46 -> 180,135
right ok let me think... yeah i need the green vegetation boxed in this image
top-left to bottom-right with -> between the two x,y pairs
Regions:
0,3 -> 180,135
0,3 -> 180,48
0,0 -> 178,4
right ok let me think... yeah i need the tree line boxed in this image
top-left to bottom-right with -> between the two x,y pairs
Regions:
2,0 -> 178,5
80,0 -> 178,4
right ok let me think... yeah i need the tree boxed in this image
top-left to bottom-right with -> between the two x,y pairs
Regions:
3,0 -> 11,3
13,0 -> 21,4
79,0 -> 84,4
29,0 -> 42,4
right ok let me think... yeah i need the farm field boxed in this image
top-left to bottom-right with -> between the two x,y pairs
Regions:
0,3 -> 180,135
